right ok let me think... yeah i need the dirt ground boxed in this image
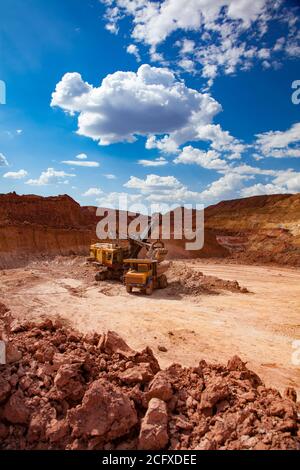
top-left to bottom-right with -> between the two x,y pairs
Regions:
1,257 -> 299,397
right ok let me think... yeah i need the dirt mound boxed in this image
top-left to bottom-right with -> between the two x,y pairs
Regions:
1,307 -> 299,450
166,262 -> 248,297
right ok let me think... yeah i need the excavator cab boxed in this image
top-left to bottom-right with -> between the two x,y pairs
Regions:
89,243 -> 124,267
88,243 -> 129,280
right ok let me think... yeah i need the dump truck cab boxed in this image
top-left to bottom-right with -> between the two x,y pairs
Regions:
124,259 -> 168,295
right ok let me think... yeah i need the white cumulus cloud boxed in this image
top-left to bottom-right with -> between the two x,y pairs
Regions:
127,44 -> 141,61
255,122 -> 300,158
82,187 -> 103,197
102,1 -> 300,83
26,168 -> 75,186
138,156 -> 168,167
51,64 -> 221,147
3,169 -> 28,179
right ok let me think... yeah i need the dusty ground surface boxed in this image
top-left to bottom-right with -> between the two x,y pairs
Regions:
1,257 -> 299,397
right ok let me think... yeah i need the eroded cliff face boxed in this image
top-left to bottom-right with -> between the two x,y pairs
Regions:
0,193 -> 97,268
204,194 -> 300,266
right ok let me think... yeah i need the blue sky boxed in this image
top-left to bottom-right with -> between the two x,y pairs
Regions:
0,0 -> 300,210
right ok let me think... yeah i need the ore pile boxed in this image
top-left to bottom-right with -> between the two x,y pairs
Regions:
167,263 -> 249,297
0,316 -> 299,450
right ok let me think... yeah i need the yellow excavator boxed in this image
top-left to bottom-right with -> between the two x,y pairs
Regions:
88,222 -> 169,287
88,242 -> 131,281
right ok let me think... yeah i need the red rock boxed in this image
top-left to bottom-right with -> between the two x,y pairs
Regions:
195,438 -> 216,450
27,414 -> 46,443
3,392 -> 30,424
254,442 -> 270,450
10,320 -> 30,333
138,398 -> 169,450
0,423 -> 9,439
146,371 -> 173,402
54,363 -> 85,401
283,387 -> 297,403
6,342 -> 22,363
46,419 -> 70,443
199,380 -> 230,410
67,332 -> 81,343
39,319 -> 54,331
269,399 -> 297,420
175,416 -> 193,431
227,355 -> 247,371
120,363 -> 154,384
84,332 -> 100,345
135,346 -> 160,374
67,379 -> 137,441
98,331 -> 134,358
0,377 -> 11,403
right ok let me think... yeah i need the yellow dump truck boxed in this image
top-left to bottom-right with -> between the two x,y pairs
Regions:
88,235 -> 169,282
124,259 -> 169,295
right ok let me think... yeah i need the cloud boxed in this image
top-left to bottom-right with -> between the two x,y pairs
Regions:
103,173 -> 117,179
61,160 -> 100,167
82,187 -> 103,197
179,39 -> 195,54
178,59 -> 195,72
255,122 -> 300,158
125,174 -> 182,192
102,1 -> 300,83
0,153 -> 9,167
104,0 -> 268,47
174,146 -> 228,170
122,172 -> 249,206
199,172 -> 250,203
51,64 -> 221,147
241,170 -> 300,197
96,192 -> 143,210
76,153 -> 88,160
241,183 -> 287,197
26,168 -> 75,186
3,169 -> 28,179
148,122 -> 246,158
138,156 -> 168,167
127,44 -> 141,61
97,161 -> 300,209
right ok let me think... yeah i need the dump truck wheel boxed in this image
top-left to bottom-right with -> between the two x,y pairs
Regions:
126,285 -> 132,294
146,282 -> 153,295
159,274 -> 168,289
95,271 -> 107,281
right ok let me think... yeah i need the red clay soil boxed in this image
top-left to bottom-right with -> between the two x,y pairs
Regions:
0,306 -> 299,451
